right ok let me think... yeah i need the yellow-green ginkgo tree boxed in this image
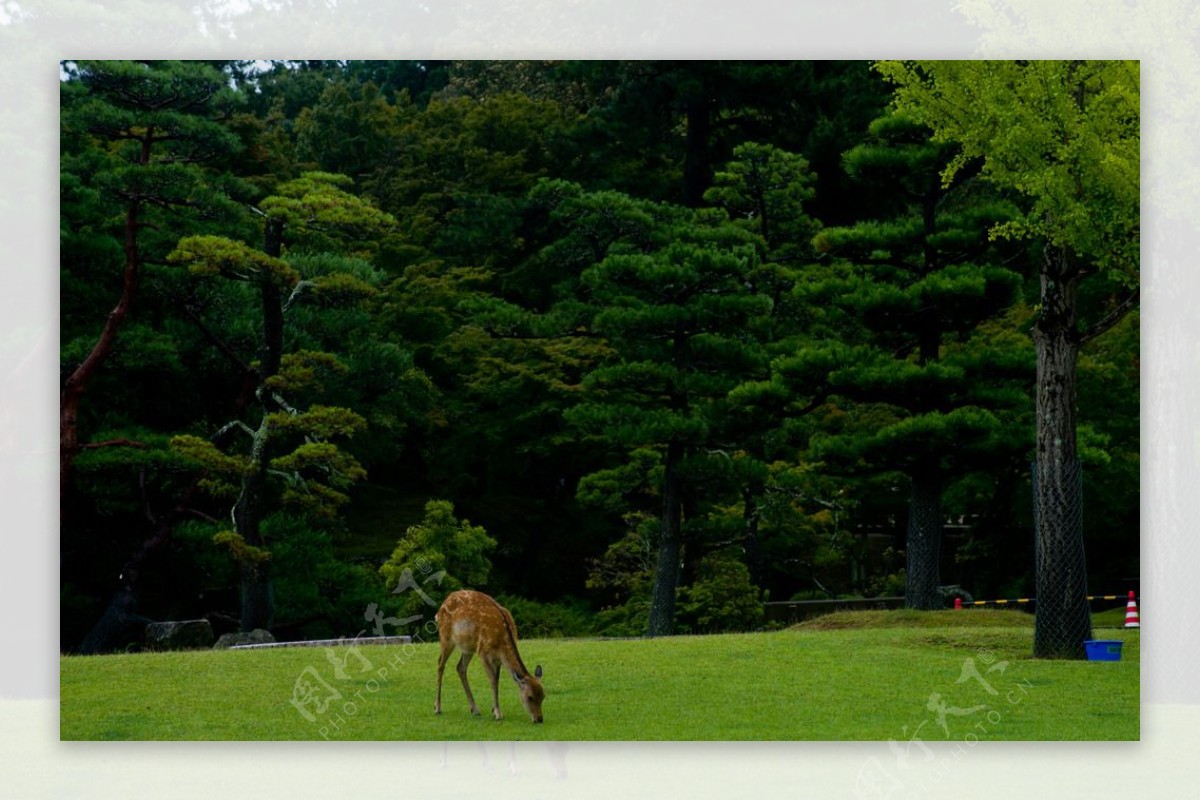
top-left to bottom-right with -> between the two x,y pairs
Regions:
876,60 -> 1139,658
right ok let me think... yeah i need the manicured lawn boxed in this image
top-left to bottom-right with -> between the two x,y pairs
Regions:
59,612 -> 1138,741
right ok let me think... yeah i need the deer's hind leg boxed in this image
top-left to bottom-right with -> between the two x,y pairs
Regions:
435,636 -> 454,714
456,652 -> 482,716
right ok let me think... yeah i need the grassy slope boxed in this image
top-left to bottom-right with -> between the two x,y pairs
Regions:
60,611 -> 1139,742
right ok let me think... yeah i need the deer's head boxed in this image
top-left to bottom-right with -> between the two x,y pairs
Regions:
512,665 -> 544,723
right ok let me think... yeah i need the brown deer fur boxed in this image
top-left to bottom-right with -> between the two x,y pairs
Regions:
434,590 -> 544,722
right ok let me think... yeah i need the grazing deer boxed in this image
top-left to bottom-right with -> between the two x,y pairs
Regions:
434,590 -> 544,723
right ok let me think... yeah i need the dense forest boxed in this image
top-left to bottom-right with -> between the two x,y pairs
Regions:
59,60 -> 1139,653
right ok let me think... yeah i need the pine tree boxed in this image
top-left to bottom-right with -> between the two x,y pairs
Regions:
806,109 -> 1023,609
167,172 -> 394,631
61,61 -> 251,652
60,61 -> 243,515
558,185 -> 771,636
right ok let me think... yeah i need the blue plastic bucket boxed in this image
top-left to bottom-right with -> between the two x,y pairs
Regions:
1084,640 -> 1123,661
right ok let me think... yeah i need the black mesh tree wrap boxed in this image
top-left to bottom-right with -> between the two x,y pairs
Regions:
1032,460 -> 1093,658
905,471 -> 943,610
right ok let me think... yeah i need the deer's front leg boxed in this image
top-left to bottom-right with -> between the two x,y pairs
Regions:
482,657 -> 503,720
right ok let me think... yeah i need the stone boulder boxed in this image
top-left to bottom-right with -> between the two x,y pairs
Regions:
939,584 -> 975,605
144,619 -> 214,651
213,628 -> 276,649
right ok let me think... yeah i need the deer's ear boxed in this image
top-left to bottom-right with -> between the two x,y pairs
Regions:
511,669 -> 524,683
534,664 -> 543,678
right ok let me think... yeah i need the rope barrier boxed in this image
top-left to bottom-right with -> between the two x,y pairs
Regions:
967,598 -> 1032,606
963,594 -> 1135,606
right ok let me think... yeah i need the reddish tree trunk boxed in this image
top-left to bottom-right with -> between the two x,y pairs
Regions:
60,133 -> 151,510
60,198 -> 141,507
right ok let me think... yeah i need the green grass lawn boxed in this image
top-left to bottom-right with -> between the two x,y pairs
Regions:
1092,605 -> 1136,628
59,611 -> 1138,741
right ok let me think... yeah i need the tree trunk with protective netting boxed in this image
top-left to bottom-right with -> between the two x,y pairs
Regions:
647,441 -> 685,638
1032,246 -> 1093,659
905,468 -> 943,610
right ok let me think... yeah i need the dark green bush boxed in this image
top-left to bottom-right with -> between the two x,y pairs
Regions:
266,514 -> 386,640
592,595 -> 651,638
677,553 -> 764,633
494,595 -> 599,638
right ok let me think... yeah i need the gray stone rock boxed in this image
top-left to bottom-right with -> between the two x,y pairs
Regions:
144,619 -> 215,650
939,584 -> 975,605
213,628 -> 276,649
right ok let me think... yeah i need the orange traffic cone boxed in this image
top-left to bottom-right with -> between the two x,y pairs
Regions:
1124,590 -> 1140,628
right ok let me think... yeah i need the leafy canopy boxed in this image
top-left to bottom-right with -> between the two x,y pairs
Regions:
875,60 -> 1139,282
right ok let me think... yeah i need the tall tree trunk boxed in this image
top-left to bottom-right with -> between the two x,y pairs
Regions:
647,439 -> 685,637
63,184 -> 156,652
239,561 -> 274,633
233,411 -> 275,631
901,188 -> 948,610
905,466 -> 943,609
743,485 -> 765,588
76,399 -> 255,652
77,476 -> 201,654
647,326 -> 694,637
1032,245 -> 1092,658
60,134 -> 151,511
234,218 -> 287,632
682,94 -> 712,208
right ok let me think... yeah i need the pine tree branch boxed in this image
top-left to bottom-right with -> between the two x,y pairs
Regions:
214,420 -> 257,440
1079,287 -> 1139,344
81,438 -> 148,450
270,391 -> 300,416
187,508 -> 221,525
282,280 -> 314,314
179,303 -> 255,376
139,468 -> 157,526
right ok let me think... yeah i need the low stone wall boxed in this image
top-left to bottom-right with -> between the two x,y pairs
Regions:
139,624 -> 412,651
229,635 -> 412,650
213,628 -> 276,649
144,619 -> 214,650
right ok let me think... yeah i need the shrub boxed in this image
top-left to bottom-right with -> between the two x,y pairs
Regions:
493,595 -> 599,638
266,514 -> 385,640
593,593 -> 652,638
677,553 -> 764,633
378,500 -> 496,627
